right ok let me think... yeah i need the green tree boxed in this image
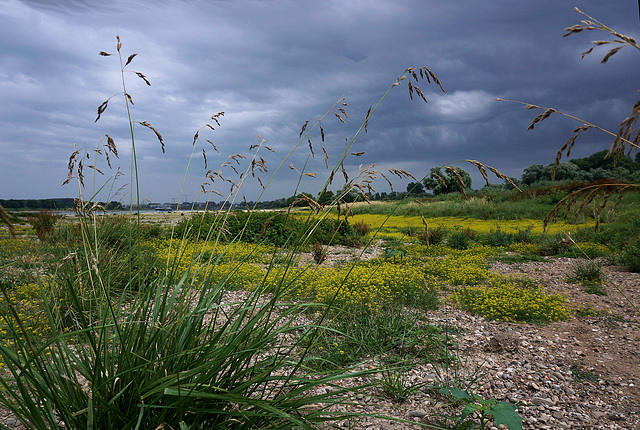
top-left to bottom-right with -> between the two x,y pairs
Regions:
317,190 -> 335,205
335,185 -> 359,203
406,181 -> 425,195
422,166 -> 472,195
521,164 -> 545,185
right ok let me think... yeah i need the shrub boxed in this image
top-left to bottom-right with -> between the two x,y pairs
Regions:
420,226 -> 445,246
620,240 -> 640,273
537,235 -> 574,256
447,230 -> 470,250
352,220 -> 370,236
513,226 -> 535,243
28,209 -> 60,242
479,229 -> 514,247
175,211 -> 359,247
311,242 -> 327,264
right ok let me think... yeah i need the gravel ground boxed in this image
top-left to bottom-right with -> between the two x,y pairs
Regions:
317,257 -> 640,429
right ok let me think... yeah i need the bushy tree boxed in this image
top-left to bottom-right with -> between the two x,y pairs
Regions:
406,181 -> 425,195
521,164 -> 545,185
317,190 -> 335,205
422,166 -> 472,195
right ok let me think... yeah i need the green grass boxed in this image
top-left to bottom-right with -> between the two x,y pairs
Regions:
565,260 -> 606,295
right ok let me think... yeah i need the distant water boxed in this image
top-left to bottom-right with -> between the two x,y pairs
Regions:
53,209 -> 200,216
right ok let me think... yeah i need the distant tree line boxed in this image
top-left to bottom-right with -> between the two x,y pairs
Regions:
255,149 -> 640,209
1,198 -> 122,210
7,150 -> 638,211
520,150 -> 640,186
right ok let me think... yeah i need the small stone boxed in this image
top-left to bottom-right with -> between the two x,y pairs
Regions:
407,409 -> 427,418
531,396 -> 555,406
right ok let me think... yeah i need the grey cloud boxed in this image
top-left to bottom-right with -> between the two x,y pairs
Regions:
1,0 -> 638,202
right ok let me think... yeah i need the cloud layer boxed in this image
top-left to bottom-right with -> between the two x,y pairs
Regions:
1,0 -> 639,203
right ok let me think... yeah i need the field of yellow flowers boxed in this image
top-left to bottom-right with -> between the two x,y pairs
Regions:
0,211 -> 607,362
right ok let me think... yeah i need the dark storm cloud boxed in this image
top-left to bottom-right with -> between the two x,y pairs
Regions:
1,0 -> 639,203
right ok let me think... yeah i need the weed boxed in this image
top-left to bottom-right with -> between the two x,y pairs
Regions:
448,230 -> 470,250
436,386 -> 524,430
304,305 -> 452,371
565,260 -> 606,295
27,209 -> 60,242
311,242 -> 327,264
480,228 -> 514,247
420,225 -> 445,246
378,362 -> 425,402
570,365 -> 600,382
352,220 -> 370,236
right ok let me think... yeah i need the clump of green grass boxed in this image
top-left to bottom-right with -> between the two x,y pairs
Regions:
303,304 -> 453,371
447,230 -> 471,250
352,220 -> 370,236
565,260 -> 606,295
451,275 -> 572,323
378,361 -> 426,402
619,239 -> 640,272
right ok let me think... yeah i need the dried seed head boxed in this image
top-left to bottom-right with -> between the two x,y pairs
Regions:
138,121 -> 164,153
95,99 -> 109,122
133,71 -> 151,86
124,53 -> 137,67
299,120 -> 309,137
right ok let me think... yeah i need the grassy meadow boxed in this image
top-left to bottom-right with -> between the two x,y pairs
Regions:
1,193 -> 638,428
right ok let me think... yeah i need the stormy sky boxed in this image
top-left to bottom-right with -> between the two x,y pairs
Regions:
1,0 -> 639,204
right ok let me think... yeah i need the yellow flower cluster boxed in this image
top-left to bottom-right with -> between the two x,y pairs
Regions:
347,213 -> 587,236
0,282 -> 52,371
506,243 -> 540,255
450,275 -> 572,323
413,245 -> 495,286
299,261 -> 425,309
572,242 -> 611,258
152,239 -> 276,287
0,238 -> 38,260
152,238 -> 429,310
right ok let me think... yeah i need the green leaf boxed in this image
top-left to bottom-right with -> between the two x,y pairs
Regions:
439,386 -> 471,401
485,401 -> 523,430
460,403 -> 482,421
